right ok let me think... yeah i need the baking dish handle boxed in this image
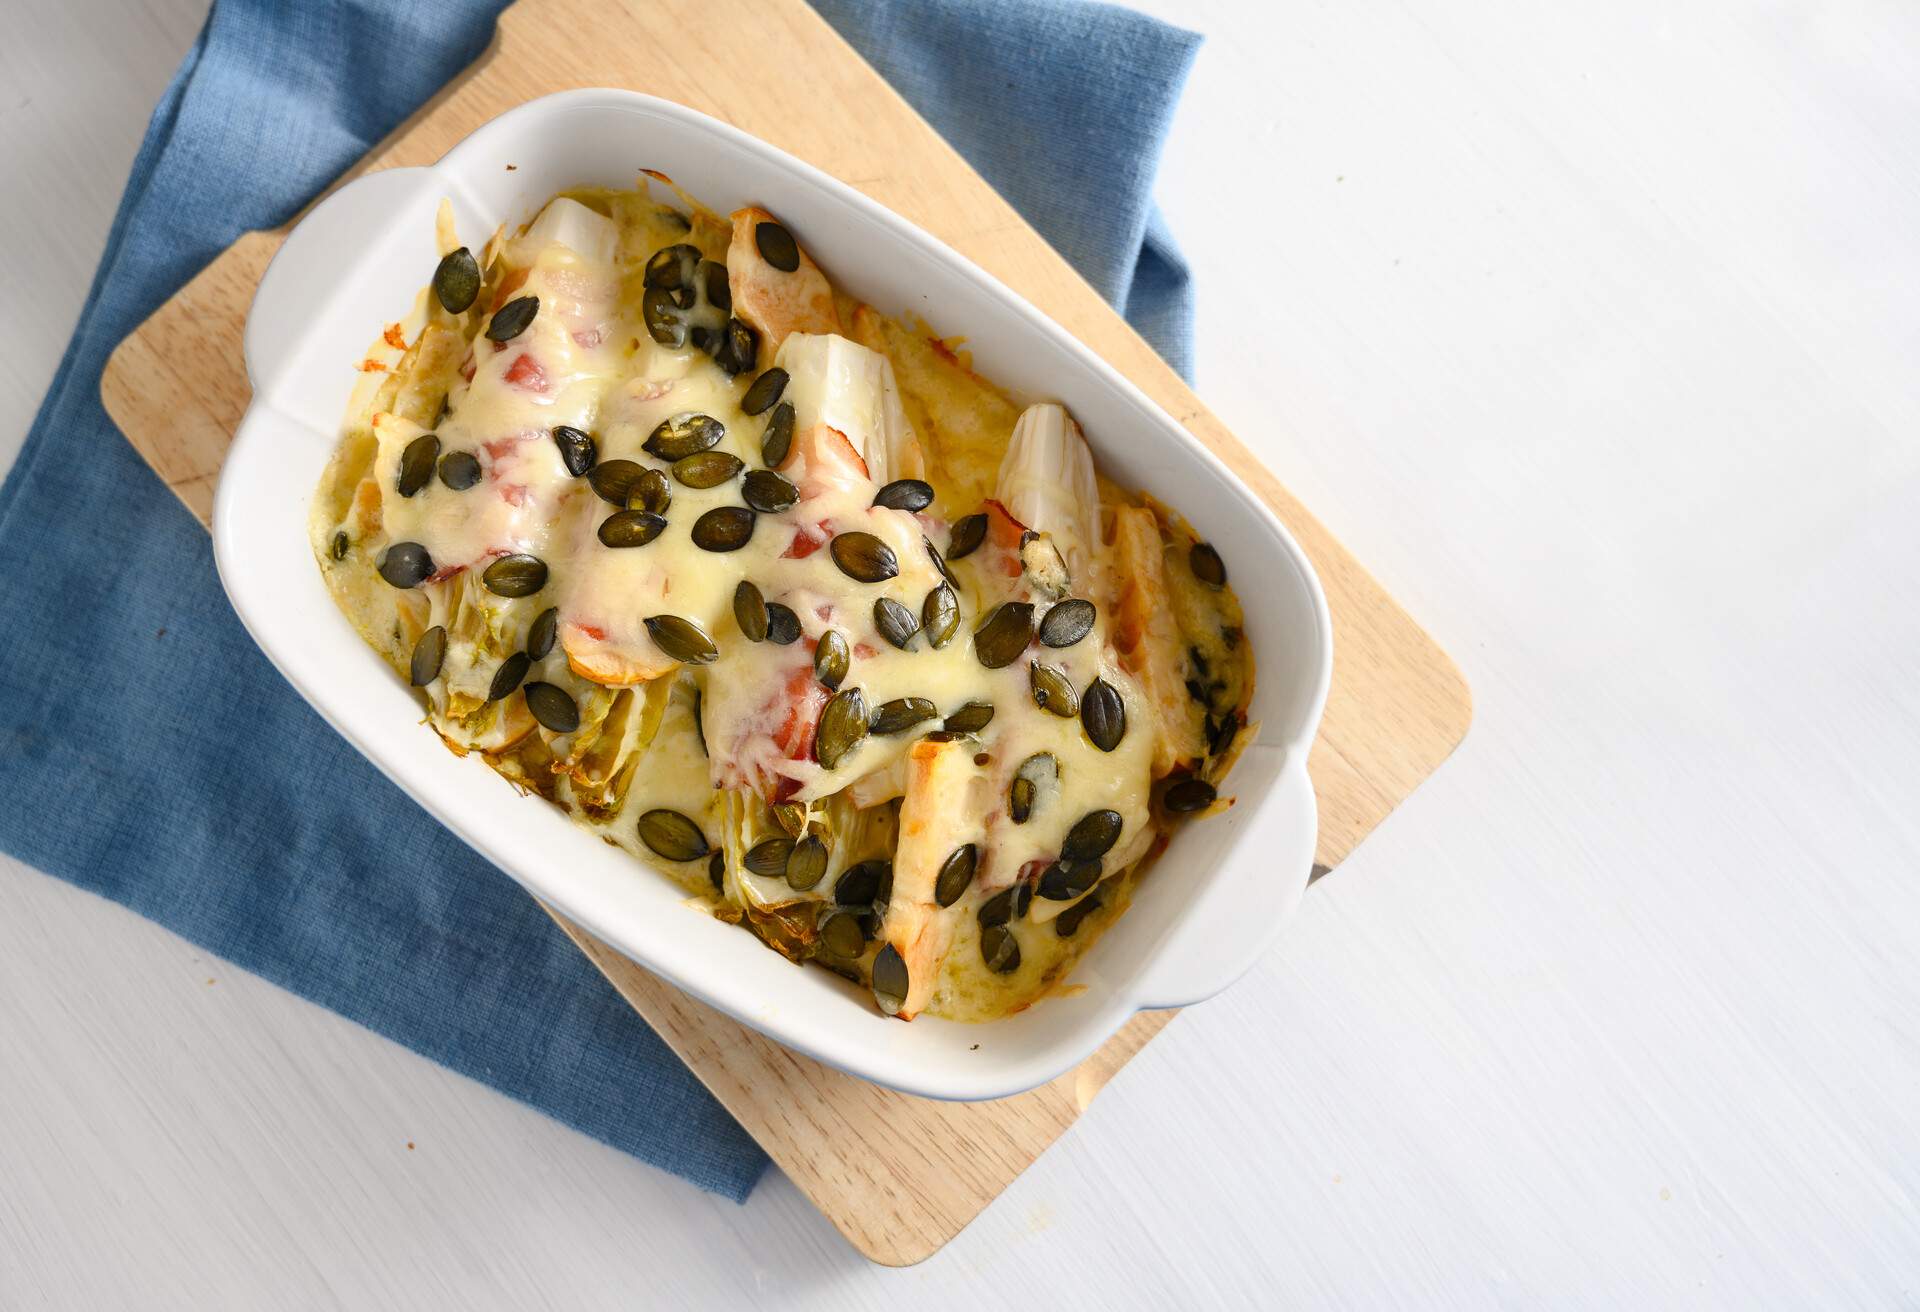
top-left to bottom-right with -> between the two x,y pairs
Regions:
1131,750 -> 1319,1011
244,167 -> 432,397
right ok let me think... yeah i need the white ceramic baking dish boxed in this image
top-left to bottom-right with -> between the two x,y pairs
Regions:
214,89 -> 1332,1101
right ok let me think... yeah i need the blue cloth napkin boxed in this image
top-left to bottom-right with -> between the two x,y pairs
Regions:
0,0 -> 1198,1202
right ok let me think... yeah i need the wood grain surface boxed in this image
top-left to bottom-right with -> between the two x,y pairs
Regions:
97,0 -> 1467,1266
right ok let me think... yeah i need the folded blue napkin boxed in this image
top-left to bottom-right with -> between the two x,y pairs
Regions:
0,0 -> 1198,1201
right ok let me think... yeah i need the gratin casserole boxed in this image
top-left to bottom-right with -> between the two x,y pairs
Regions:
311,182 -> 1252,1022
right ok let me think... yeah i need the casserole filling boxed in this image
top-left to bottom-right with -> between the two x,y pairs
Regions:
311,183 -> 1253,1021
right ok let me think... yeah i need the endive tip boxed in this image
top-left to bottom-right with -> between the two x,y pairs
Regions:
995,403 -> 1099,579
773,333 -> 926,486
526,196 -> 619,265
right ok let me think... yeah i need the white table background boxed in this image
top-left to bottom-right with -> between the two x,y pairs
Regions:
4,0 -> 1918,1305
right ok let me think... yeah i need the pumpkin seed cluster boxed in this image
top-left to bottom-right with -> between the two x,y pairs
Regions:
333,191 -> 1251,1027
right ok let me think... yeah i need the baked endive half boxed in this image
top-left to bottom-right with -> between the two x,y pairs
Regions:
312,181 -> 1253,1022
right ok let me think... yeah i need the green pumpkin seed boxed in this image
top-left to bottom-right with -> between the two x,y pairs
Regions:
745,836 -> 794,878
742,468 -> 799,513
643,285 -> 687,347
873,597 -> 918,650
377,541 -> 433,588
761,401 -> 795,468
551,425 -> 596,477
701,259 -> 731,312
632,467 -> 672,514
733,580 -> 769,642
1010,752 -> 1057,824
599,510 -> 667,548
644,614 -> 719,665
977,882 -> 1033,927
873,479 -> 934,512
1163,777 -> 1218,813
712,317 -> 758,375
485,295 -> 539,341
644,243 -> 701,291
922,583 -> 959,649
872,944 -> 910,1014
524,681 -> 580,733
1038,858 -> 1101,901
829,531 -> 898,583
972,601 -> 1034,669
813,629 -> 850,690
816,686 -> 870,769
756,806 -> 794,845
1082,678 -> 1127,752
1008,776 -> 1033,824
487,651 -> 531,702
527,607 -> 558,660
431,246 -> 480,314
946,512 -> 988,559
482,553 -> 547,597
818,909 -> 865,958
1190,541 -> 1227,589
1062,809 -> 1122,863
934,845 -> 977,908
707,850 -> 725,893
741,367 -> 788,416
588,458 -> 646,507
1029,660 -> 1079,717
766,802 -> 805,838
437,449 -> 481,491
644,412 -> 725,461
980,923 -> 1021,974
1209,713 -> 1239,758
1054,891 -> 1103,938
1039,598 -> 1096,648
990,875 -> 1036,929
755,220 -> 801,272
638,808 -> 709,862
786,835 -> 829,891
690,506 -> 756,552
409,625 -> 446,686
765,602 -> 801,645
924,536 -> 959,591
397,433 -> 439,497
835,859 -> 889,906
330,531 -> 349,561
943,702 -> 994,734
672,450 -> 744,489
870,697 -> 937,736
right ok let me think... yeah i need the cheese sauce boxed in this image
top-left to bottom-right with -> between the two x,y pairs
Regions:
312,185 -> 1253,1022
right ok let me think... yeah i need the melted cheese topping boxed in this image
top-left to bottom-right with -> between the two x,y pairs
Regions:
312,187 -> 1253,1023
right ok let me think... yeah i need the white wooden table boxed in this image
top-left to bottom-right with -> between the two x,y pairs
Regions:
5,1 -> 1918,1305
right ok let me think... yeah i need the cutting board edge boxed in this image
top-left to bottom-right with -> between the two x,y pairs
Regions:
89,0 -> 1475,1265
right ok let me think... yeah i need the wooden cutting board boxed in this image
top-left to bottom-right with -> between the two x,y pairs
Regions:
98,0 -> 1470,1266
